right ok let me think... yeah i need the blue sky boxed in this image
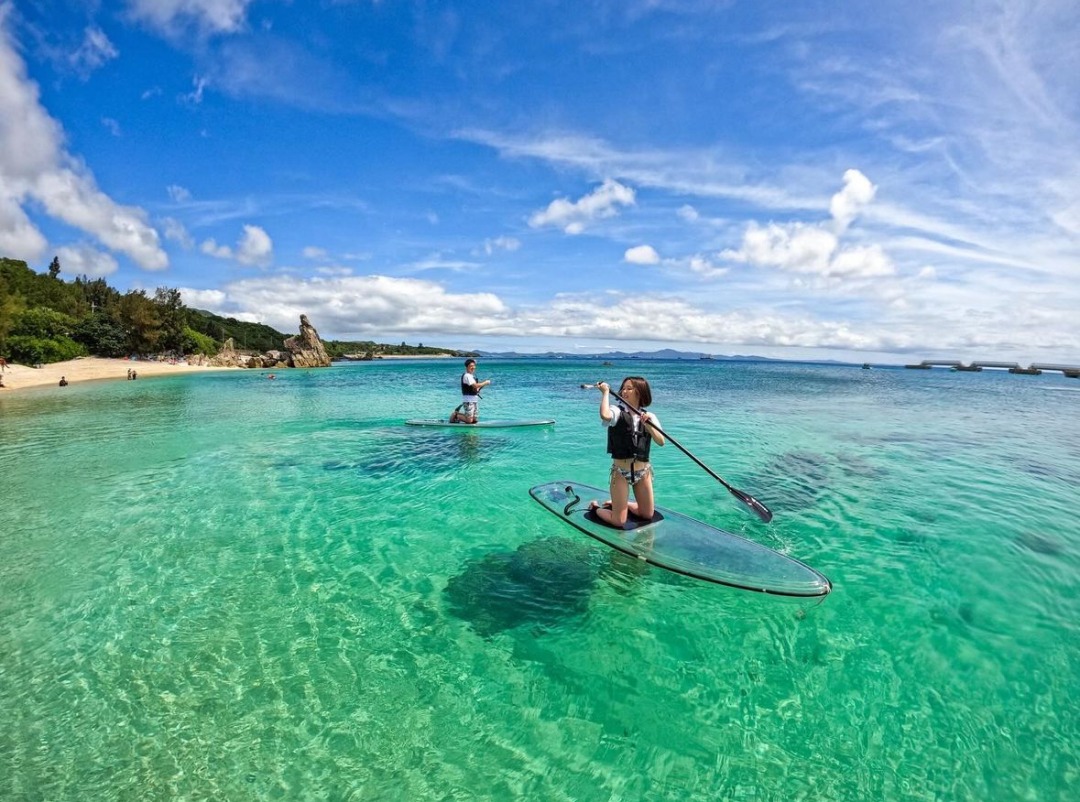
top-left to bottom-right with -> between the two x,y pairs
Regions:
2,0 -> 1078,363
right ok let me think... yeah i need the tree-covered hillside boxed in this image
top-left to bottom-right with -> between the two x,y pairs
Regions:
0,256 -> 233,364
322,339 -> 474,359
185,308 -> 292,354
0,256 -> 468,365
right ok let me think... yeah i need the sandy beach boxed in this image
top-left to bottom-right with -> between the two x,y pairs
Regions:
0,357 -> 239,393
0,353 -> 465,393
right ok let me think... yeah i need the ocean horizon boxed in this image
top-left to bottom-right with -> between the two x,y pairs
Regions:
1,358 -> 1076,801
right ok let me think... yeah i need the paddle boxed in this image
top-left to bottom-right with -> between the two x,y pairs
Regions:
581,382 -> 774,523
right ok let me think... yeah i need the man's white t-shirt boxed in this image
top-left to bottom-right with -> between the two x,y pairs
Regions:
461,372 -> 479,404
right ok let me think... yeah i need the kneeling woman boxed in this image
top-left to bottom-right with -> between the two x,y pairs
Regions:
590,377 -> 665,527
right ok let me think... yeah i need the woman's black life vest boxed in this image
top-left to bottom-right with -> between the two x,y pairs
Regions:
607,405 -> 652,461
461,373 -> 480,396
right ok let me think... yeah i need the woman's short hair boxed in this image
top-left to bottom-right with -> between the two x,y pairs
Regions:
621,376 -> 652,407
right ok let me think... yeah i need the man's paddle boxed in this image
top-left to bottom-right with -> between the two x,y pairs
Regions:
582,382 -> 773,523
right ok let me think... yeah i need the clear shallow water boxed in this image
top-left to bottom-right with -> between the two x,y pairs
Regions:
1,360 -> 1077,801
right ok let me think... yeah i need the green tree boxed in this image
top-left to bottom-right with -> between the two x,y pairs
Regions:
74,276 -> 120,315
73,313 -> 128,357
180,326 -> 216,355
154,287 -> 185,353
11,307 -> 77,339
118,290 -> 161,355
0,271 -> 26,356
48,256 -> 61,280
5,334 -> 86,364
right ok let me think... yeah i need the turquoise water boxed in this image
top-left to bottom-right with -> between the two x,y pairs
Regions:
1,359 -> 1077,801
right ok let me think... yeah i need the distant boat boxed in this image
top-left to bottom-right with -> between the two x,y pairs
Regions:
700,354 -> 715,360
862,363 -> 871,370
602,361 -> 614,366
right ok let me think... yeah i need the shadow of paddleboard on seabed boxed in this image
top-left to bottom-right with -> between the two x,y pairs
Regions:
444,536 -> 599,636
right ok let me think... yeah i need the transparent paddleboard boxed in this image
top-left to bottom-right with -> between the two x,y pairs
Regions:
405,419 -> 555,428
529,481 -> 831,597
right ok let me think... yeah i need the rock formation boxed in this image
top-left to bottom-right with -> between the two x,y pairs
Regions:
283,314 -> 332,368
209,315 -> 332,369
210,337 -> 246,367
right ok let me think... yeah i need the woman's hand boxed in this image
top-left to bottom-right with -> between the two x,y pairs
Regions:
597,381 -> 610,394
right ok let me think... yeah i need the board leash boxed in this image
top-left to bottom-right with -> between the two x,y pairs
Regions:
563,485 -> 581,515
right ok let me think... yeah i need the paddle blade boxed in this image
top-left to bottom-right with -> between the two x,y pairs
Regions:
732,488 -> 773,523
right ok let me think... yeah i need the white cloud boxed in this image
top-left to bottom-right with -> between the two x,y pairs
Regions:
181,274 -> 511,337
0,10 -> 167,269
677,204 -> 699,222
167,184 -> 192,202
161,216 -> 194,249
516,294 -> 899,352
183,274 -> 885,352
173,269 -> 1080,361
481,235 -> 520,255
314,266 -> 352,277
405,253 -> 481,273
0,192 -> 47,259
529,179 -> 636,234
829,169 -> 876,232
723,222 -> 837,273
32,171 -> 167,270
687,255 -> 728,277
182,76 -> 208,105
125,0 -> 254,38
1053,200 -> 1080,235
200,238 -> 232,259
302,246 -> 328,260
624,244 -> 660,264
70,27 -> 118,78
828,244 -> 894,278
177,287 -> 229,311
462,128 -> 820,212
722,171 -> 895,280
199,224 -> 273,266
54,243 -> 119,278
236,224 -> 272,266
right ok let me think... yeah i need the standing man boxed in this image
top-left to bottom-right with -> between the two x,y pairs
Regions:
449,358 -> 491,424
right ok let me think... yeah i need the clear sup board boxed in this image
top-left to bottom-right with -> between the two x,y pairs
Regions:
529,481 -> 831,597
405,419 -> 555,428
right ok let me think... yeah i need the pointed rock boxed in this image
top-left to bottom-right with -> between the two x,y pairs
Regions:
210,337 -> 246,367
284,315 -> 331,367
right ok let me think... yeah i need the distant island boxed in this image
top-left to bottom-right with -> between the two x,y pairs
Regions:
470,347 -> 856,365
474,347 -> 737,360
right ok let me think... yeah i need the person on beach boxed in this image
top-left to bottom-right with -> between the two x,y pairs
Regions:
449,358 -> 491,424
59,376 -> 68,387
589,377 -> 665,527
